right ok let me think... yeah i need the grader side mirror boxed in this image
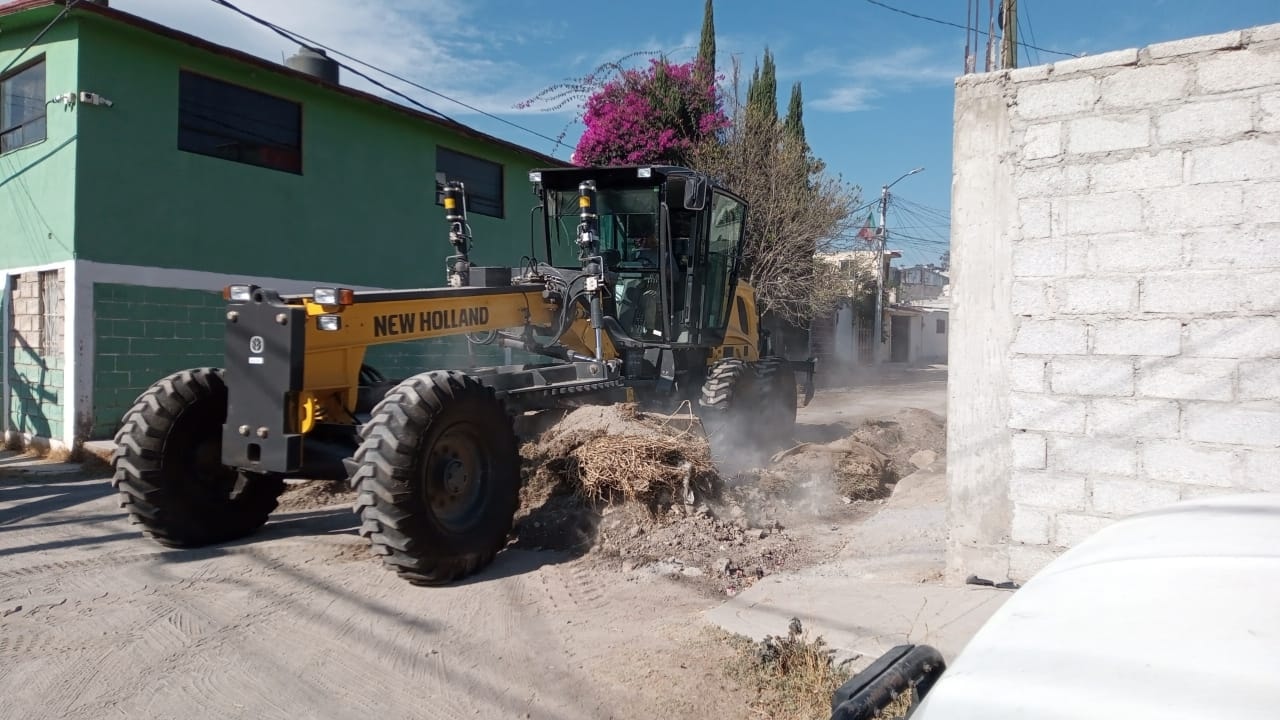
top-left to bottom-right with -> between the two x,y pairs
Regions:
667,176 -> 707,211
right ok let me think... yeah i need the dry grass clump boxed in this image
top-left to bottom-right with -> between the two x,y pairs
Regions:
571,432 -> 718,506
726,618 -> 852,720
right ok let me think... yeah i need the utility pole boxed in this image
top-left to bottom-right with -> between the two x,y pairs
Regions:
872,167 -> 924,363
1002,0 -> 1018,69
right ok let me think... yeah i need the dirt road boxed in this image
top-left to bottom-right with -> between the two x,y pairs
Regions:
0,367 -> 949,719
0,470 -> 760,720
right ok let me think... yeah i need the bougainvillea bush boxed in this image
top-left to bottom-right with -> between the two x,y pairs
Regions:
573,59 -> 728,167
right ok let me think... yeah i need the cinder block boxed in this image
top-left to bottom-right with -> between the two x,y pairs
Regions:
1009,545 -> 1064,580
1092,478 -> 1182,515
1016,76 -> 1099,119
1261,91 -> 1280,133
1088,398 -> 1180,438
1156,98 -> 1254,145
1245,273 -> 1280,312
1020,198 -> 1052,239
1188,137 -> 1280,185
1140,272 -> 1243,314
1138,357 -> 1236,401
1010,393 -> 1088,433
1023,123 -> 1063,160
1065,192 -> 1143,235
1053,277 -> 1138,314
1187,229 -> 1280,269
1142,440 -> 1239,487
1088,233 -> 1184,272
1012,239 -> 1066,277
1185,317 -> 1280,359
1184,401 -> 1280,447
1090,151 -> 1183,194
1051,356 -> 1135,397
1067,115 -> 1151,155
1052,49 -> 1138,75
1148,30 -> 1243,58
1011,503 -> 1052,544
1240,360 -> 1280,400
1012,281 -> 1051,316
1010,357 -> 1048,393
1054,513 -> 1115,546
1099,64 -> 1192,108
1244,181 -> 1280,224
1144,183 -> 1244,229
1092,319 -> 1182,357
1012,320 -> 1089,355
1012,432 -> 1048,470
1197,47 -> 1280,93
1015,165 -> 1089,197
1049,436 -> 1138,476
1241,450 -> 1280,492
1010,471 -> 1089,511
1010,64 -> 1052,83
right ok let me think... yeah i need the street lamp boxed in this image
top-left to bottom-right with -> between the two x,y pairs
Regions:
872,167 -> 924,363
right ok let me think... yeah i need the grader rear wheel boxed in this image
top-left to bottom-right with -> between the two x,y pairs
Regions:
348,370 -> 520,586
111,368 -> 284,547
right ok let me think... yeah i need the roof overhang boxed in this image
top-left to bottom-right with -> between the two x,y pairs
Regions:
0,0 -> 569,167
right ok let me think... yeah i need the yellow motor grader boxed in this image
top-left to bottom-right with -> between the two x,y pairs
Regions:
110,165 -> 815,585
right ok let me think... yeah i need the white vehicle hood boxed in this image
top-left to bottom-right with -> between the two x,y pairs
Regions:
914,492 -> 1280,720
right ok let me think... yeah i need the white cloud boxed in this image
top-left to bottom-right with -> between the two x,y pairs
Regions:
797,45 -> 957,84
811,86 -> 877,112
108,0 -> 568,117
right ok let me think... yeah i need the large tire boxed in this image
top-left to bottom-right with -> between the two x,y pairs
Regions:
349,370 -> 520,586
698,358 -> 758,449
111,368 -> 285,547
753,355 -> 798,444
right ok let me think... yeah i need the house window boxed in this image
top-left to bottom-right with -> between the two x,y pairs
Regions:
177,70 -> 302,173
1,56 -> 47,155
436,146 -> 503,218
39,269 -> 62,356
936,318 -> 946,334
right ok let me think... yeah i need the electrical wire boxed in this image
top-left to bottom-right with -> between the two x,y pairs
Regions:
204,0 -> 571,153
0,0 -> 80,77
863,0 -> 1081,58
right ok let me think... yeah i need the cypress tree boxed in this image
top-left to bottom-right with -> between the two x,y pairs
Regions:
784,81 -> 805,144
696,0 -> 716,86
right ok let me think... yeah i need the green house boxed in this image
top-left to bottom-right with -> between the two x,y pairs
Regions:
0,0 -> 566,451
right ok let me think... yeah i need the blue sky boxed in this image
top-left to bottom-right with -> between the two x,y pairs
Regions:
114,0 -> 1280,266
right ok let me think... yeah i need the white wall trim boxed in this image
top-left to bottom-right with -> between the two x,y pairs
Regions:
61,262 -> 78,448
78,260 -> 391,294
1,260 -> 75,277
69,261 -> 94,448
1,273 -> 10,439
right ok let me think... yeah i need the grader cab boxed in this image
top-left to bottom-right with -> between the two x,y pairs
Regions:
109,165 -> 815,585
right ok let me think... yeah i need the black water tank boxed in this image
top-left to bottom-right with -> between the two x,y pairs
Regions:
285,46 -> 340,85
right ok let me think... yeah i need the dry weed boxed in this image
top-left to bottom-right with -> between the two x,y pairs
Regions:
571,433 -> 718,507
726,618 -> 851,720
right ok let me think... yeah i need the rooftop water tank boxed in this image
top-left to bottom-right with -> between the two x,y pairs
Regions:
285,46 -> 340,85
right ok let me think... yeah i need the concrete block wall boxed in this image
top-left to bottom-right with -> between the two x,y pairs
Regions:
948,23 -> 1280,583
7,270 -> 65,442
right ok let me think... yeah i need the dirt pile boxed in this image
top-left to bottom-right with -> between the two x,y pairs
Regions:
277,479 -> 355,512
850,408 -> 946,479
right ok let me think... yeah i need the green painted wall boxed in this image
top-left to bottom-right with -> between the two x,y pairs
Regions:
73,15 -> 555,289
91,282 -> 226,438
0,12 -> 78,269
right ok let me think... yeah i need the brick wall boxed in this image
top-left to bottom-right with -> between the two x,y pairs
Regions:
949,23 -> 1280,582
6,270 -> 64,441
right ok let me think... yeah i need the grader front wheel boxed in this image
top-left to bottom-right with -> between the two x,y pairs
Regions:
349,370 -> 521,586
111,368 -> 285,547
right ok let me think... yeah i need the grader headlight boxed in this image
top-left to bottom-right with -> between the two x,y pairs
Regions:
313,287 -> 354,306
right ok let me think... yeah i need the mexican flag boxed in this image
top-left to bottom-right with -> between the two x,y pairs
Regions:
856,211 -> 879,241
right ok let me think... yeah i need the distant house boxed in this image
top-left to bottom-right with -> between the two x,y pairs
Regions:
899,264 -> 949,302
0,0 -> 567,451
